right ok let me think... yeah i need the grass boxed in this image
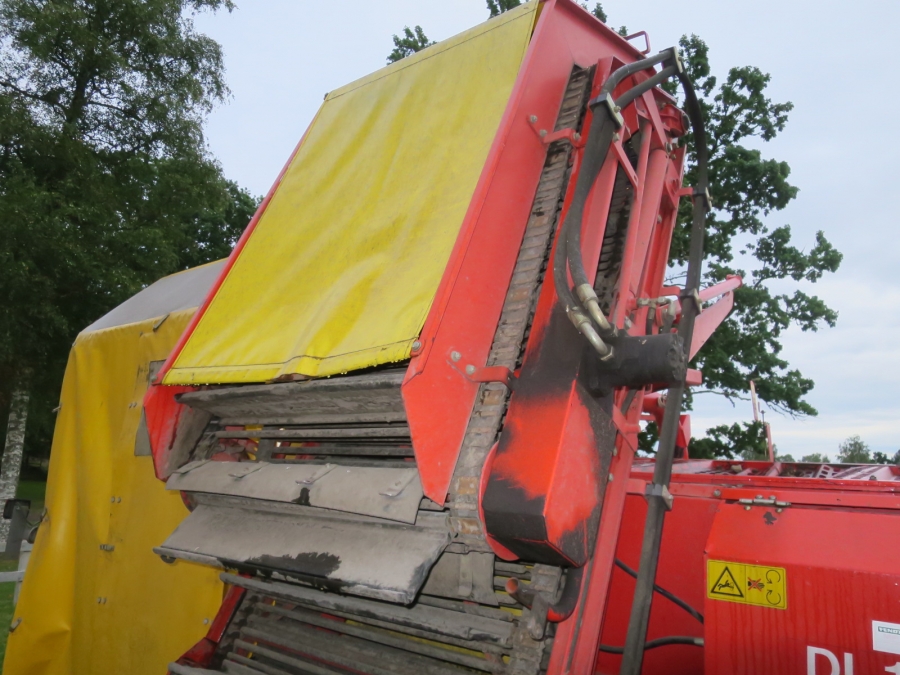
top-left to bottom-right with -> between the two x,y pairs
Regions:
0,480 -> 47,671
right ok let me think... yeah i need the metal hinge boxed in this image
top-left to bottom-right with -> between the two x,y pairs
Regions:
738,496 -> 791,509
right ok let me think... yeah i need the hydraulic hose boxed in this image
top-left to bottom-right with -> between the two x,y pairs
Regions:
618,61 -> 710,675
614,558 -> 704,624
600,636 -> 704,654
554,47 -> 681,357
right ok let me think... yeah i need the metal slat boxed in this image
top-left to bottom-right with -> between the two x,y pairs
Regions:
244,616 -> 469,675
223,574 -> 514,645
167,462 -> 423,524
250,604 -> 503,674
158,505 -> 448,603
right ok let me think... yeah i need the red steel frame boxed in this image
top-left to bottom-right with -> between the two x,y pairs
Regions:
147,2 -> 756,672
598,461 -> 900,675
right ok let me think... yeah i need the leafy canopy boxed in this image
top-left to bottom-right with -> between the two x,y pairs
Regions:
387,26 -> 434,64
0,0 -> 257,458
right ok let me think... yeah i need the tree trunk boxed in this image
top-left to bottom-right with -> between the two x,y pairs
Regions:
0,378 -> 30,550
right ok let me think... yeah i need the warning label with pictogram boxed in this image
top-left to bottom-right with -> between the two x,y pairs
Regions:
707,559 -> 787,610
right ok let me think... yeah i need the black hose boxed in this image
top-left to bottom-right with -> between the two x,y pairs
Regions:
619,61 -> 710,675
615,65 -> 678,110
614,558 -> 704,624
600,636 -> 704,654
558,48 -> 678,320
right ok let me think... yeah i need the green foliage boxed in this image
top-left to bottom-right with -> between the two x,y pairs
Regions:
837,435 -> 871,463
689,421 -> 768,460
487,0 -> 521,17
800,452 -> 826,463
0,0 -> 257,461
387,26 -> 434,63
666,35 -> 842,430
579,3 -> 608,22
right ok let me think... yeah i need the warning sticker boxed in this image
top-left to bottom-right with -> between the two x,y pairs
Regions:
707,559 -> 787,610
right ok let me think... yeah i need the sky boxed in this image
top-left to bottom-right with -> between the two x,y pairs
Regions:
192,0 -> 900,461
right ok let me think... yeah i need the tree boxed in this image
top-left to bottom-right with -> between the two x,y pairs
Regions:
837,435 -> 871,463
448,3 -> 843,461
387,26 -> 434,63
801,453 -> 826,463
0,0 -> 257,529
487,0 -> 520,17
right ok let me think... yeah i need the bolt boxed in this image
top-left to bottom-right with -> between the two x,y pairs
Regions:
450,351 -> 461,362
776,508 -> 783,513
465,365 -> 476,375
110,497 -> 115,503
614,105 -> 621,113
769,495 -> 776,500
713,489 -> 721,497
539,129 -> 547,137
608,473 -> 614,482
116,497 -> 121,503
755,495 -> 763,499
612,132 -> 620,142
573,132 -> 581,142
665,142 -> 673,152
529,115 -> 538,123
203,618 -> 210,625
657,215 -> 662,223
744,505 -> 751,511
411,340 -> 421,351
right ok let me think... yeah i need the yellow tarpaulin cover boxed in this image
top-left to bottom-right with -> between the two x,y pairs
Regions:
6,290 -> 224,674
164,3 -> 538,385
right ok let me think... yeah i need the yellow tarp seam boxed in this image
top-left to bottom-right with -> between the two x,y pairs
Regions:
164,2 -> 538,385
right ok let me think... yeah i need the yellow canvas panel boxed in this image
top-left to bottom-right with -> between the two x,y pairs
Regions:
5,309 -> 223,675
164,3 -> 539,385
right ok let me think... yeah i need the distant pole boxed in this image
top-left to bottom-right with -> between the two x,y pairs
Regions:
0,373 -> 31,551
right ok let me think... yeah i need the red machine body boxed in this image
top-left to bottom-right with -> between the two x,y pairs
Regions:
598,461 -> 900,675
140,3 -> 899,674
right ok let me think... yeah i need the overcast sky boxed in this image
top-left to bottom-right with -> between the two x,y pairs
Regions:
192,0 -> 900,460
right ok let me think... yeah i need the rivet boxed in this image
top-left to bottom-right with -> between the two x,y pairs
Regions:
539,129 -> 547,137
110,497 -> 115,503
411,340 -> 421,351
465,365 -> 476,375
203,618 -> 209,625
744,505 -> 751,511
713,489 -> 721,497
450,351 -> 461,362
755,495 -> 763,499
116,497 -> 121,503
529,115 -> 538,123
612,132 -> 620,142
608,473 -> 614,482
776,508 -> 783,513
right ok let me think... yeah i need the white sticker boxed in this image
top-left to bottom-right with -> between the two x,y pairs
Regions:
873,621 -> 900,655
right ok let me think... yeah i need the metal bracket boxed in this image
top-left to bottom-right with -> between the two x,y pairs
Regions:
612,406 -> 640,452
645,483 -> 674,511
595,93 -> 625,128
228,463 -> 264,480
295,463 -> 336,485
380,471 -> 417,498
738,496 -> 792,509
462,365 -> 517,389
540,127 -> 585,148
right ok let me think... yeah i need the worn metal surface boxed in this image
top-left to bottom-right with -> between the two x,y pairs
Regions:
178,372 -> 407,422
167,461 -> 423,524
157,504 -> 449,604
421,551 -> 499,606
221,574 -> 514,645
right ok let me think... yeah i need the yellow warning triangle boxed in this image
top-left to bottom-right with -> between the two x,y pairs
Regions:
710,566 -> 744,598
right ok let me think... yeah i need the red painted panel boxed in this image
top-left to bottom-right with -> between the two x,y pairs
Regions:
595,493 -> 713,675
402,0 -> 646,505
704,503 -> 900,675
